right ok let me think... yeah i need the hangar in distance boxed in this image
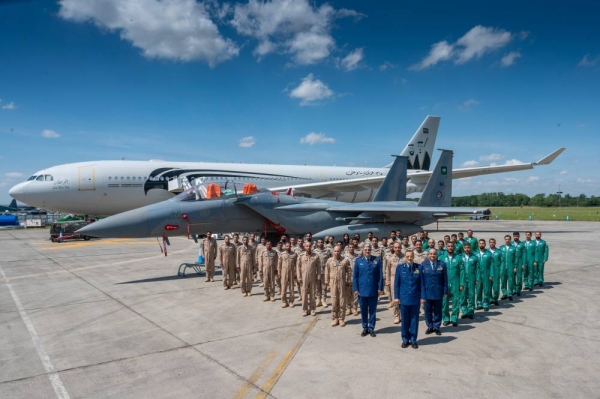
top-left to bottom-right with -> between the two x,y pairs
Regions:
8,115 -> 565,216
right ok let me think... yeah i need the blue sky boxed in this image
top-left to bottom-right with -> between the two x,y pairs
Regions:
1,0 -> 599,205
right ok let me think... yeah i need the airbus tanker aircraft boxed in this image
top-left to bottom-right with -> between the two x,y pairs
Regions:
77,150 -> 488,240
8,115 -> 564,216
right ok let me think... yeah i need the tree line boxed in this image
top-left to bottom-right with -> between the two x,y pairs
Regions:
451,192 -> 600,207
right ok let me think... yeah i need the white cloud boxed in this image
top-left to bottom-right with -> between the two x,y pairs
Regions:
458,99 -> 479,110
576,123 -> 586,129
504,159 -> 524,165
460,160 -> 479,168
238,136 -> 256,148
479,153 -> 504,162
340,48 -> 364,71
231,0 -> 362,65
395,77 -> 408,85
500,51 -> 521,67
5,172 -> 24,179
527,176 -> 540,182
379,61 -> 397,71
560,170 -> 567,175
289,74 -> 334,106
411,25 -> 514,70
59,0 -> 239,67
455,26 -> 512,64
2,101 -> 17,110
41,129 -> 61,138
410,40 -> 454,70
300,132 -> 335,145
576,178 -> 596,184
578,54 -> 599,67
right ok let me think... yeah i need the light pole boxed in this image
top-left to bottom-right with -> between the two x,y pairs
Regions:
556,185 -> 563,207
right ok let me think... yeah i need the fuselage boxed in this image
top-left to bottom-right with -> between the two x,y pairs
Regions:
9,160 -> 424,215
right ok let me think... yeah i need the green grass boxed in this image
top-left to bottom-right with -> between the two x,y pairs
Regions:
480,207 -> 600,221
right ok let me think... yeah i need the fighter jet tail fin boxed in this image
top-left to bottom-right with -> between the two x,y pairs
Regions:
8,199 -> 17,209
372,156 -> 408,202
417,149 -> 453,207
385,115 -> 440,170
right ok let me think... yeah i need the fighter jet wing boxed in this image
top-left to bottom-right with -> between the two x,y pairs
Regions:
328,202 -> 488,216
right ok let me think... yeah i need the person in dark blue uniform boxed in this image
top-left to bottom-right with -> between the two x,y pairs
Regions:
394,250 -> 423,349
420,249 -> 448,336
353,244 -> 383,337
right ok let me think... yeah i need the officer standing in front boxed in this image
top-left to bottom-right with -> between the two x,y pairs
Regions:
394,250 -> 423,348
421,249 -> 448,335
353,244 -> 383,337
218,235 -> 237,290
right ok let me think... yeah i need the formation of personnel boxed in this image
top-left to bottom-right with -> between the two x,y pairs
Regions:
208,228 -> 549,346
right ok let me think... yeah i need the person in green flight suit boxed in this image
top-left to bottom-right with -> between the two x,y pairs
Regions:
512,232 -> 526,296
475,239 -> 492,311
451,234 -> 464,255
466,230 -> 479,252
440,242 -> 463,326
534,231 -> 549,286
460,242 -> 479,319
523,231 -> 537,291
436,240 -> 447,258
488,238 -> 503,306
500,235 -> 516,301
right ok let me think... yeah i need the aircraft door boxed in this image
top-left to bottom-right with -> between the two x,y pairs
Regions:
78,166 -> 95,191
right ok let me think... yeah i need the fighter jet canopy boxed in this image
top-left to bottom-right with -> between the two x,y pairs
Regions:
173,180 -> 269,202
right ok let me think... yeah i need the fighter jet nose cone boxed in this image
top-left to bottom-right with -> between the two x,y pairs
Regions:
77,208 -> 150,238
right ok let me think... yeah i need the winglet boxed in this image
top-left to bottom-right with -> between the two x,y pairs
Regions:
373,156 -> 408,202
385,115 -> 440,170
417,149 -> 453,207
534,147 -> 565,165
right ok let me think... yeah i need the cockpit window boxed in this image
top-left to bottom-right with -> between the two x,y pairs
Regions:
173,181 -> 268,202
36,175 -> 44,181
45,175 -> 53,181
27,175 -> 37,181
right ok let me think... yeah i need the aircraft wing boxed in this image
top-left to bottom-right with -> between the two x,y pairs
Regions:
409,147 -> 566,185
270,147 -> 565,195
327,202 -> 487,215
270,176 -> 385,196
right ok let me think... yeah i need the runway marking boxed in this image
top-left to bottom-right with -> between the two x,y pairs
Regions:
0,266 -> 71,399
231,317 -> 318,399
254,317 -> 318,399
36,239 -> 157,251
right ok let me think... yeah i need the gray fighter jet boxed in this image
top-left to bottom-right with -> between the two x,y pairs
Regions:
77,150 -> 489,240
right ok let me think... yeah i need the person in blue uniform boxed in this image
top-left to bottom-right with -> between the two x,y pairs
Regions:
353,244 -> 383,337
394,250 -> 423,349
420,249 -> 448,335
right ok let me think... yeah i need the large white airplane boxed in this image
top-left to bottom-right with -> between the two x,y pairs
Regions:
8,116 -> 564,215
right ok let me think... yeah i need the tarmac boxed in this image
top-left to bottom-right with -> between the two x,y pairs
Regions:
0,220 -> 598,399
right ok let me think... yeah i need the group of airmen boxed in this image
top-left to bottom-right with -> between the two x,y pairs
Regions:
199,228 -> 549,342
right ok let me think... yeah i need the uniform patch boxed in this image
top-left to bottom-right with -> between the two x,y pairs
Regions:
414,270 -> 420,274
437,266 -> 443,271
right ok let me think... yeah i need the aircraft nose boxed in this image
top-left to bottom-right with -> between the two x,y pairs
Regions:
77,207 -> 150,238
8,182 -> 25,201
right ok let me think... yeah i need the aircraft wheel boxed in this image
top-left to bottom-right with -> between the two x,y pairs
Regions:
83,236 -> 90,241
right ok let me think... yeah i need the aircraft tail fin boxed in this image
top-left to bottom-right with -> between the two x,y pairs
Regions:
385,115 -> 440,170
417,149 -> 453,207
8,199 -> 17,209
372,156 -> 408,202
